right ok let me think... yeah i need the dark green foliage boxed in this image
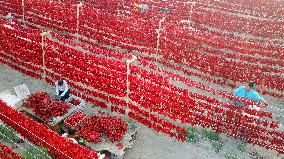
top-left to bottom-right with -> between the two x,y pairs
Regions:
226,153 -> 238,159
202,128 -> 221,141
185,127 -> 199,143
23,146 -> 51,159
202,128 -> 223,153
211,142 -> 223,153
236,140 -> 247,153
0,124 -> 19,143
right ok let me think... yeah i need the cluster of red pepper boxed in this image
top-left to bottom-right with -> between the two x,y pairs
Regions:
80,0 -> 284,57
2,0 -> 284,58
100,116 -> 128,142
43,57 -> 127,114
23,0 -> 77,33
0,100 -> 98,159
77,1 -> 283,98
129,64 -> 284,154
2,24 -> 280,153
0,20 -> 42,66
50,32 -> 132,61
0,142 -> 21,159
45,38 -> 127,97
191,7 -> 284,39
182,23 -> 284,59
1,9 -> 284,155
76,116 -> 102,143
70,98 -> 81,106
2,0 -> 283,98
210,0 -> 284,19
89,0 -> 283,92
23,91 -> 70,122
0,56 -> 42,80
156,58 -> 283,99
111,106 -> 126,115
0,20 -> 128,113
0,0 -> 22,19
64,111 -> 86,128
80,4 -> 158,50
76,115 -> 128,143
128,103 -> 187,141
158,22 -> 284,94
0,19 -> 43,80
44,71 -> 111,109
161,28 -> 283,69
134,62 -> 275,118
131,62 -> 268,110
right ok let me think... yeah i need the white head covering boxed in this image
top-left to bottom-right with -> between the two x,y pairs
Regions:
6,12 -> 13,22
6,12 -> 12,18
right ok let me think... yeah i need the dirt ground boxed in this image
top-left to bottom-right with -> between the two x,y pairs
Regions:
0,63 -> 283,159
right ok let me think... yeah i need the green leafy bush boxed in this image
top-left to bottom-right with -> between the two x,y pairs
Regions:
185,127 -> 199,143
202,128 -> 221,141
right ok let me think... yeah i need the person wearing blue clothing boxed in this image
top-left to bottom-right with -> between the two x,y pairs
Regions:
233,82 -> 267,107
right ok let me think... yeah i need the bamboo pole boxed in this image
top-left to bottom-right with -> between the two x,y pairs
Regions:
155,17 -> 166,63
22,0 -> 25,26
126,55 -> 137,111
76,2 -> 83,43
41,32 -> 49,82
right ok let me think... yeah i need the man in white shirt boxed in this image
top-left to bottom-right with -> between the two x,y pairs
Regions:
55,80 -> 70,101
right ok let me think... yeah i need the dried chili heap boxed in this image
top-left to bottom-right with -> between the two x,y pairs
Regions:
23,91 -> 70,121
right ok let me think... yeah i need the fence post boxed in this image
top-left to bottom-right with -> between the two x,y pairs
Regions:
155,17 -> 166,63
40,31 -> 49,82
189,2 -> 196,29
126,55 -> 137,113
117,2 -> 120,16
21,0 -> 25,26
76,2 -> 83,43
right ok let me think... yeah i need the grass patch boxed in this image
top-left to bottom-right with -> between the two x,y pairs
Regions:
202,128 -> 223,153
23,146 -> 51,159
202,128 -> 221,141
225,153 -> 238,159
185,127 -> 199,143
249,151 -> 262,159
276,116 -> 284,123
211,141 -> 223,153
236,140 -> 247,153
0,124 -> 19,143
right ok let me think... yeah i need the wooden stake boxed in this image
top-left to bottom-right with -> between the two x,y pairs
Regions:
155,17 -> 166,63
22,0 -> 25,26
126,55 -> 137,109
188,2 -> 196,29
41,32 -> 49,82
76,2 -> 83,43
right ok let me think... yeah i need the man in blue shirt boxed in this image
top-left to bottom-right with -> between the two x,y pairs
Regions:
233,82 -> 267,107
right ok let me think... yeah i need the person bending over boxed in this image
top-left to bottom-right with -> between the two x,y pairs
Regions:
55,80 -> 70,101
233,82 -> 268,107
5,12 -> 16,23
